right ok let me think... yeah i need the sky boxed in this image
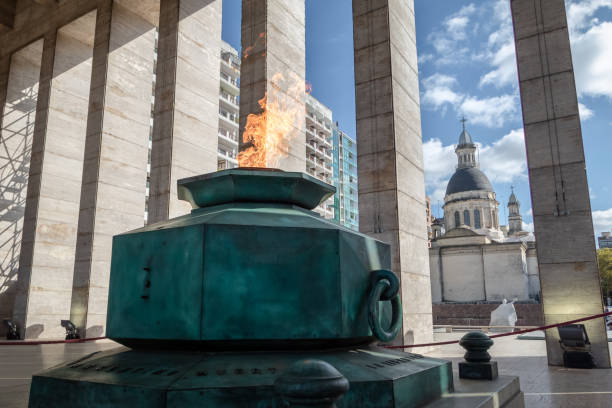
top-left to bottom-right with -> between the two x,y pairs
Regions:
221,0 -> 612,243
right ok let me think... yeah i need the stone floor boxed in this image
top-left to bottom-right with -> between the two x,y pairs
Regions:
0,335 -> 611,407
0,340 -> 120,408
423,332 -> 612,408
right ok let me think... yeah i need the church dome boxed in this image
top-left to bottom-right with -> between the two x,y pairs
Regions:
446,167 -> 494,195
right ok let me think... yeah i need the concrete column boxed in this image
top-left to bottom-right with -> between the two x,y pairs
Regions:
0,1 -> 16,31
148,0 -> 222,223
0,40 -> 43,334
511,0 -> 610,367
70,1 -> 158,337
353,0 -> 433,346
13,11 -> 96,339
239,0 -> 306,171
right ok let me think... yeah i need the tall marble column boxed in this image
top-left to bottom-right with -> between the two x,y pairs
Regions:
0,40 -> 43,333
511,0 -> 610,367
239,0 -> 306,171
13,11 -> 97,339
148,0 -> 222,223
70,0 -> 158,337
352,0 -> 433,346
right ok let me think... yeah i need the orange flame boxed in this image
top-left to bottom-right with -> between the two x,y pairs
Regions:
238,72 -> 305,168
243,32 -> 266,59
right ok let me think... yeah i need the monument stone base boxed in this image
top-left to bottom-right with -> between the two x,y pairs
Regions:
28,346 -> 452,407
459,361 -> 499,380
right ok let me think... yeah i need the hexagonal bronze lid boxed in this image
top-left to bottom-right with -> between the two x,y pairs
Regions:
177,168 -> 336,210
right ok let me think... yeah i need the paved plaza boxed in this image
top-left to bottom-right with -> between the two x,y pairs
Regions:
424,332 -> 612,408
0,332 -> 611,407
0,340 -> 120,408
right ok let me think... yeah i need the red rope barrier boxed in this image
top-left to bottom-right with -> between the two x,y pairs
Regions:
1,312 -> 611,347
385,310 -> 612,349
0,336 -> 106,346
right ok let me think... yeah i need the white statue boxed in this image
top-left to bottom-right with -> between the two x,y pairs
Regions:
489,299 -> 518,331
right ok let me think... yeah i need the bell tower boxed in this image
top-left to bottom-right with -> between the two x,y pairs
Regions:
455,117 -> 477,169
508,187 -> 523,235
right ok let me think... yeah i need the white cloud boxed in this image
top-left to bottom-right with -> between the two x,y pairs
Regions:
418,53 -> 434,65
523,222 -> 534,233
571,22 -> 612,99
478,0 -> 517,89
593,208 -> 612,239
421,74 -> 463,109
479,41 -> 517,88
579,103 -> 594,120
428,4 -> 478,65
526,208 -> 533,217
423,129 -> 528,201
479,128 -> 527,183
563,1 -> 612,98
423,138 -> 457,202
459,94 -> 519,128
421,74 -> 519,128
445,16 -> 470,38
492,0 -> 511,22
567,0 -> 612,32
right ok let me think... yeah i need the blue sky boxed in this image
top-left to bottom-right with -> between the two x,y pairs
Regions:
222,0 -> 612,241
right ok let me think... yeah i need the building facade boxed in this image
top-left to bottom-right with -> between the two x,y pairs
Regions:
217,41 -> 240,171
332,126 -> 358,231
599,232 -> 612,249
429,125 -> 540,304
305,94 -> 335,219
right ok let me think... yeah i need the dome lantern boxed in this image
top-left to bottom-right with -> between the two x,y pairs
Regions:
455,117 -> 477,169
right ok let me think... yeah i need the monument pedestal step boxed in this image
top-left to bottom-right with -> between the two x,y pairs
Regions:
424,375 -> 524,408
29,346 -> 453,408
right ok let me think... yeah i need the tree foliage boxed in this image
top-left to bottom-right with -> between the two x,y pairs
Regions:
598,248 -> 612,298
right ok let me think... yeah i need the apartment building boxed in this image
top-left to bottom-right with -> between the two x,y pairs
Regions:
215,42 -> 356,223
218,41 -> 241,170
305,94 -> 335,219
332,127 -> 359,230
600,232 -> 612,249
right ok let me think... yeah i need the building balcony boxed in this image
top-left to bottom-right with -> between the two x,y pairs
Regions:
220,72 -> 240,95
218,149 -> 238,164
221,54 -> 241,71
219,109 -> 239,128
218,159 -> 238,171
306,142 -> 317,153
218,131 -> 239,147
219,90 -> 239,108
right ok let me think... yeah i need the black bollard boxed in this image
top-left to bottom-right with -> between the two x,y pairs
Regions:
274,359 -> 349,408
458,331 -> 498,380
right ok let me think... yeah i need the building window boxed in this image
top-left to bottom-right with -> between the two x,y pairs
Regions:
474,209 -> 481,229
454,211 -> 460,228
464,210 -> 470,226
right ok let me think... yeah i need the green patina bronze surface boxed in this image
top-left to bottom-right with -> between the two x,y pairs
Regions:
106,169 -> 391,348
29,347 -> 452,408
28,169 -> 453,407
